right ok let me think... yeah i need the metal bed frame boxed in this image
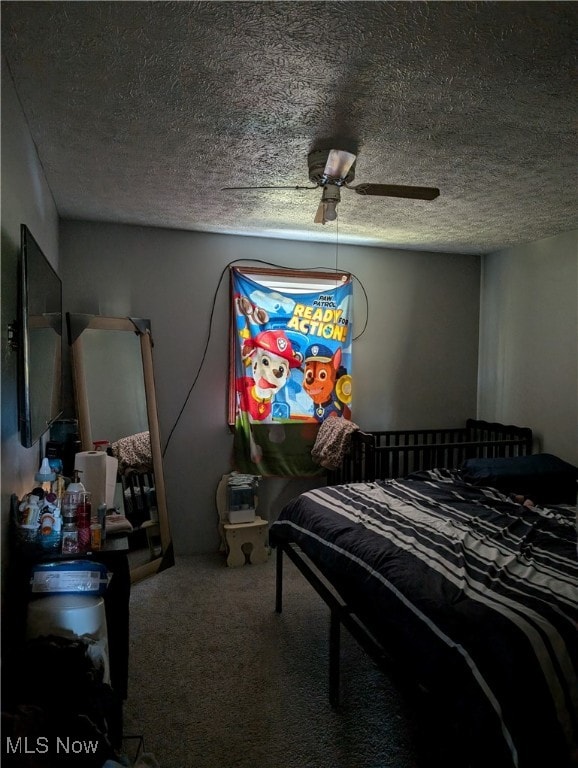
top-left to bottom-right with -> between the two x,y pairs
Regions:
272,419 -> 535,764
272,538 -> 477,766
274,539 -> 394,707
277,418 -> 534,705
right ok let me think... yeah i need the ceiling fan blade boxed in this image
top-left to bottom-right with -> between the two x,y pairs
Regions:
314,200 -> 326,224
353,183 -> 440,200
323,150 -> 356,181
222,185 -> 317,190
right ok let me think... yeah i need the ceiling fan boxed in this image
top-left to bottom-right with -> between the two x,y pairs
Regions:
222,149 -> 440,224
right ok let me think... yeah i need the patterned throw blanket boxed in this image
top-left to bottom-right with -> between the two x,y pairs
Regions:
111,431 -> 152,474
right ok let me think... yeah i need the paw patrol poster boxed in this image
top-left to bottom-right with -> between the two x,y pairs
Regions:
231,267 -> 353,476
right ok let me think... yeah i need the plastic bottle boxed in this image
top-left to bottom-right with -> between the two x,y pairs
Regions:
17,494 -> 40,545
40,504 -> 61,551
55,475 -> 66,508
90,522 -> 102,551
62,472 -> 86,525
35,457 -> 56,493
24,495 -> 41,527
40,511 -> 55,535
77,492 -> 91,553
53,508 -> 62,536
97,503 -> 107,543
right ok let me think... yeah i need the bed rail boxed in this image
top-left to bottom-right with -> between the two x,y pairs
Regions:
330,419 -> 533,484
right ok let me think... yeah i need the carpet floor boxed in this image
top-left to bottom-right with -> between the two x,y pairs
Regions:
123,553 -> 431,768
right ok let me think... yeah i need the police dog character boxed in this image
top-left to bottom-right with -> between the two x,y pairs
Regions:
303,344 -> 352,421
237,330 -> 302,421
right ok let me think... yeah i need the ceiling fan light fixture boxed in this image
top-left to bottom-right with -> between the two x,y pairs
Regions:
314,185 -> 340,224
324,201 -> 338,221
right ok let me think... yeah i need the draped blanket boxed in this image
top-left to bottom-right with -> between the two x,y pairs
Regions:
111,431 -> 152,474
311,417 -> 359,470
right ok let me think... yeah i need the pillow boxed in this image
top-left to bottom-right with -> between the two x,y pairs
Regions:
460,453 -> 578,505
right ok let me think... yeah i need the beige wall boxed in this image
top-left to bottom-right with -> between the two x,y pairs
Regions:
478,231 -> 578,465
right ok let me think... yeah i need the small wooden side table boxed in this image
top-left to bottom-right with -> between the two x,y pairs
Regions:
223,516 -> 269,567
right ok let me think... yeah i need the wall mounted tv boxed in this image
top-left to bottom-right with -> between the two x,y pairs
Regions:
19,224 -> 63,447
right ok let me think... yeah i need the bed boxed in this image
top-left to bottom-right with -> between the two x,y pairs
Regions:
270,424 -> 578,768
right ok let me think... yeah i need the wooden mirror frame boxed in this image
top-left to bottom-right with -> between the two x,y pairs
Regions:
67,313 -> 174,583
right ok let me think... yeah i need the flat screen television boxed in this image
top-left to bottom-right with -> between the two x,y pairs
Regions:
19,224 -> 63,447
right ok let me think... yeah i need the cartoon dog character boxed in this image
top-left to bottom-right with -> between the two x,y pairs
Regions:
302,343 -> 352,421
236,330 -> 302,421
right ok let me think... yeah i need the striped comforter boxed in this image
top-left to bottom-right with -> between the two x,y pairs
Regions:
270,469 -> 578,768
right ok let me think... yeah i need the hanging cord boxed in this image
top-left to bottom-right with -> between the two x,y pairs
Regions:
162,257 -> 369,458
335,213 -> 339,273
333,214 -> 369,342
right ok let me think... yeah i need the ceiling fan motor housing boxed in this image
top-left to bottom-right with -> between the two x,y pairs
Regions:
308,149 -> 356,186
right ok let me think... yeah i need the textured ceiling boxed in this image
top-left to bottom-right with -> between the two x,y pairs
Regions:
2,1 -> 577,254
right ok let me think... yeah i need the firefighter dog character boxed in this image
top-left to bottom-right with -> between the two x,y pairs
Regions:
236,330 -> 302,421
303,344 -> 352,421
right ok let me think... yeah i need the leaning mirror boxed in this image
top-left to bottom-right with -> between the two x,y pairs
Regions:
67,313 -> 174,583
